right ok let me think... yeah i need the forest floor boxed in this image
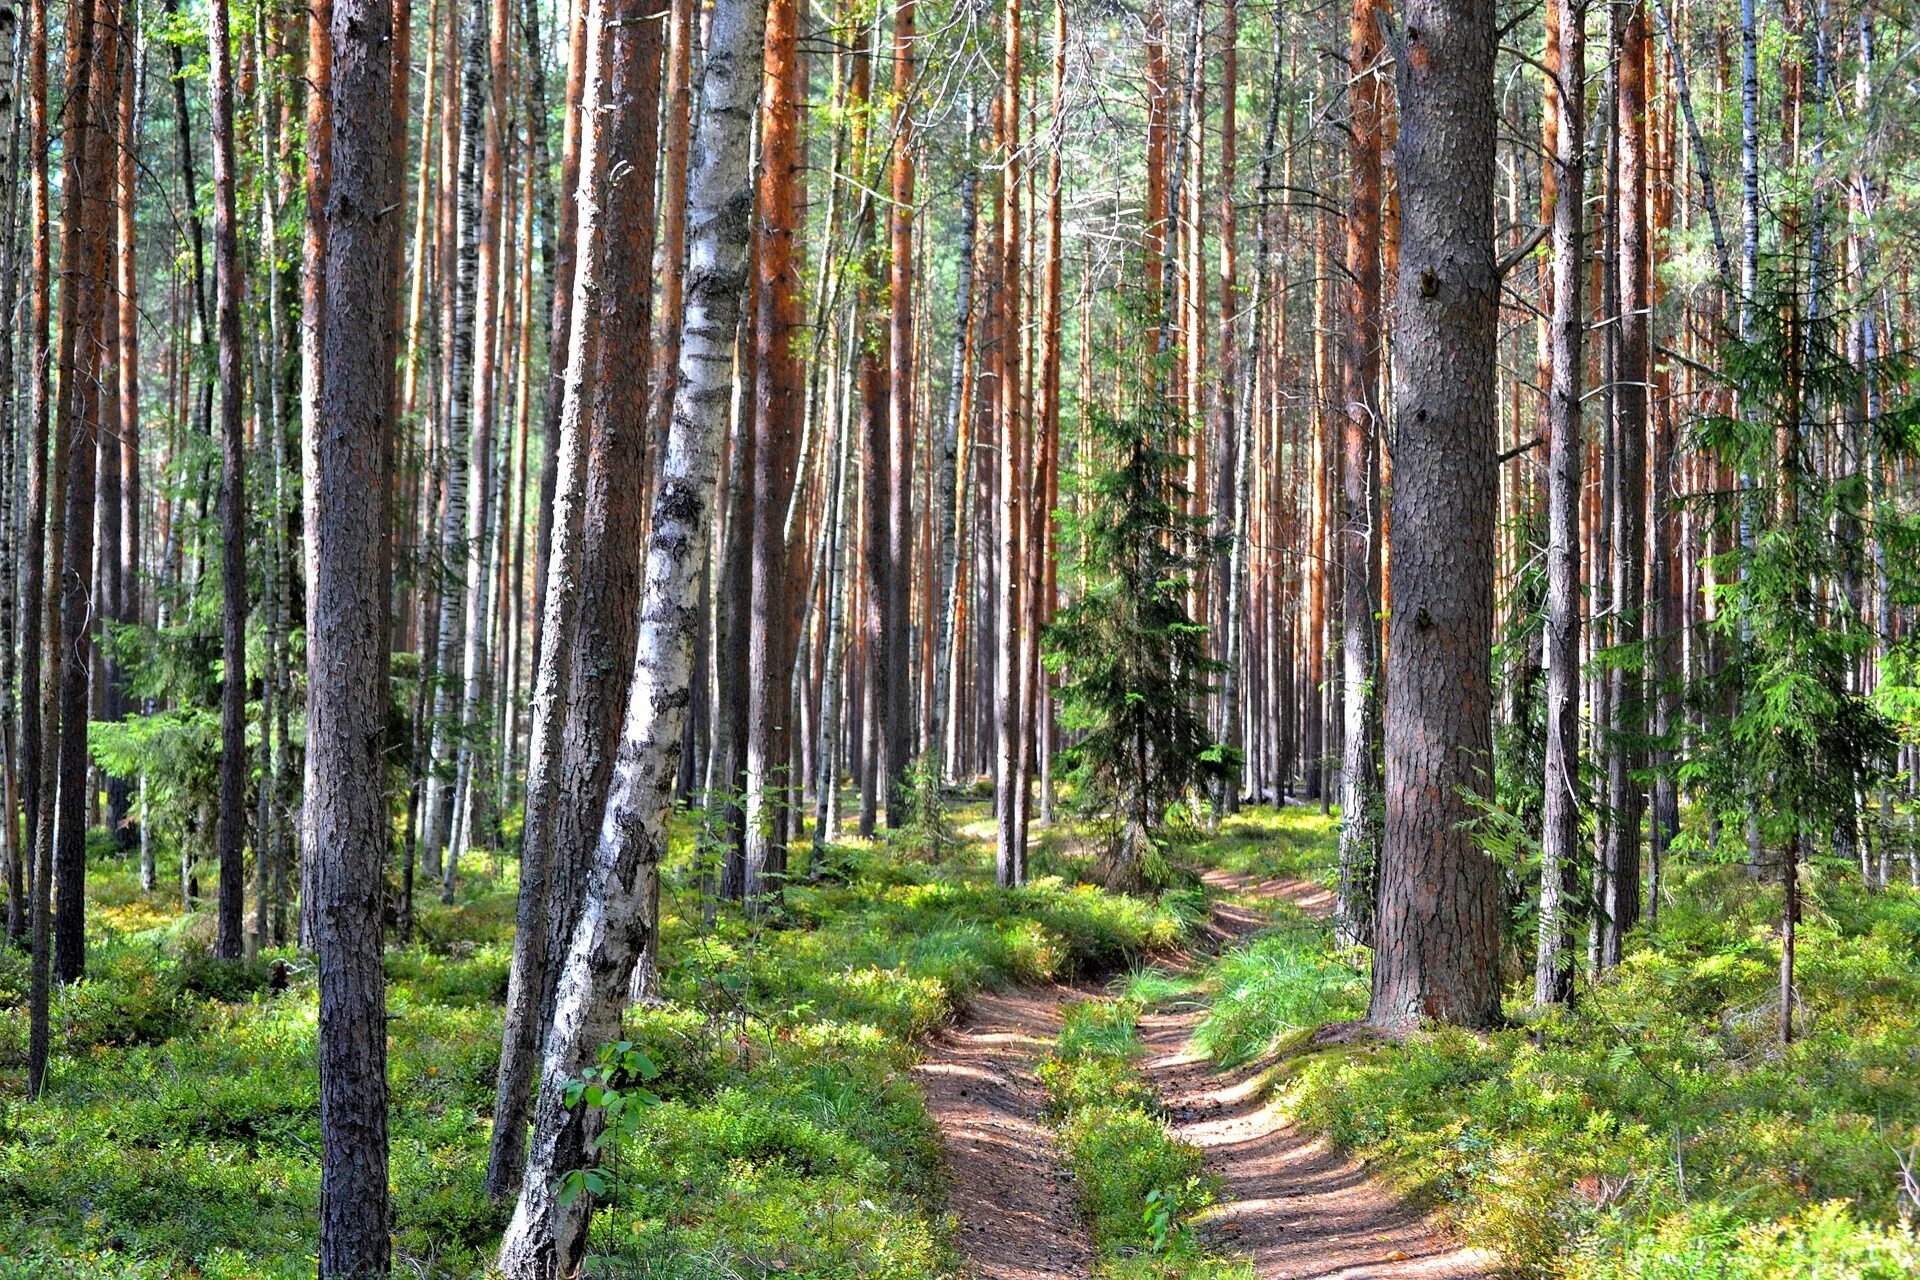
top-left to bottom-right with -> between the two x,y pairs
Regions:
922,857 -> 1490,1280
3,803 -> 1916,1279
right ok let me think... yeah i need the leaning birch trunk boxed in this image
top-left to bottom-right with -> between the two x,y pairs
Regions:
494,0 -> 768,1261
483,0 -> 615,1202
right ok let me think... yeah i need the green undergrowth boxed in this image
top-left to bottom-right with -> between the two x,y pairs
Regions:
1038,997 -> 1251,1280
0,798 -> 1196,1278
1195,814 -> 1920,1279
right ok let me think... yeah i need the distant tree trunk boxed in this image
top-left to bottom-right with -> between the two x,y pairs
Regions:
114,7 -> 143,868
1335,0 -> 1385,947
1536,0 -> 1584,1009
494,0 -> 767,1257
530,0 -> 588,656
1600,0 -> 1648,970
928,95 -> 977,776
744,0 -> 806,899
22,0 -> 52,1095
993,0 -> 1023,887
1368,0 -> 1504,1031
210,0 -> 249,961
51,0 -> 116,987
1220,9 -> 1283,820
883,0 -> 916,817
1019,0 -> 1062,854
445,0 -> 515,902
421,0 -> 485,884
297,0 -> 333,949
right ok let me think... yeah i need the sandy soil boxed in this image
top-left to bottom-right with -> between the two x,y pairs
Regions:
913,986 -> 1094,1279
917,868 -> 1494,1280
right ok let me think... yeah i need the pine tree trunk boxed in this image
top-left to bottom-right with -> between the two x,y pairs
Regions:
494,0 -> 767,1257
210,0 -> 249,961
745,0 -> 806,899
1600,0 -> 1648,969
1368,0 -> 1504,1031
1335,0 -> 1385,947
309,0 -> 402,1263
1536,0 -> 1585,1009
883,0 -> 916,819
51,0 -> 116,987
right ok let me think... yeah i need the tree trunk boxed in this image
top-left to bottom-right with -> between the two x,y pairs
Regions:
210,0 -> 249,961
1335,0 -> 1385,947
484,0 -> 651,1196
884,0 -> 916,818
993,0 -> 1023,886
493,0 -> 767,1258
1600,0 -> 1648,970
1368,0 -> 1504,1031
1536,0 -> 1585,1009
744,0 -> 806,899
309,0 -> 402,1266
51,0 -> 115,987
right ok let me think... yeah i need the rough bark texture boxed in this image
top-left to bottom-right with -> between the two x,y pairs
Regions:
1369,0 -> 1504,1032
210,0 -> 249,961
494,0 -> 767,1261
1336,0 -> 1385,948
1536,0 -> 1584,1008
744,0 -> 805,898
51,0 -> 113,987
546,0 -> 666,975
309,0 -> 399,1266
1600,0 -> 1648,968
884,0 -> 916,825
484,0 -> 615,1201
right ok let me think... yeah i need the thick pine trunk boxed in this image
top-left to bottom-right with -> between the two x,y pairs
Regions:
744,0 -> 806,898
1368,0 -> 1504,1032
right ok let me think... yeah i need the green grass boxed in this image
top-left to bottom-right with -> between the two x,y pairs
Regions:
1189,811 -> 1920,1279
1038,996 -> 1252,1280
0,800 -> 1194,1279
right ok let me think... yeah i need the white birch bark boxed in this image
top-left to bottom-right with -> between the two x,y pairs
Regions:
494,0 -> 768,1263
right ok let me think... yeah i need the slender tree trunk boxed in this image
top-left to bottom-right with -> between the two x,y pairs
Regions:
21,0 -> 51,1091
210,0 -> 249,961
883,0 -> 916,817
51,0 -> 115,987
993,0 -> 1023,886
1368,0 -> 1504,1031
297,0 -> 334,948
928,94 -> 977,775
1536,0 -> 1585,1009
494,0 -> 767,1258
485,0 -> 627,1197
1601,0 -> 1648,969
309,0 -> 401,1263
744,0 -> 806,899
1335,0 -> 1386,946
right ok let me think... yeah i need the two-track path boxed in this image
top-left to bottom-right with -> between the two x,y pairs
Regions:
913,870 -> 1494,1279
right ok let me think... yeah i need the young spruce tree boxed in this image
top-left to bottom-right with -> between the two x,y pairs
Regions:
1046,325 -> 1228,893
